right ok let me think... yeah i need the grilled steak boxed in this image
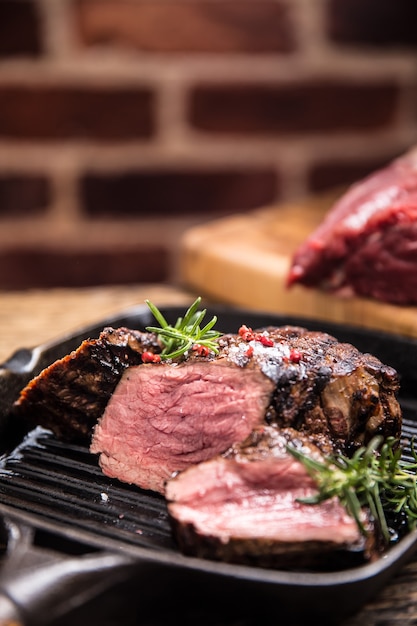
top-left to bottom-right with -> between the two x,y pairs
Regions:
287,146 -> 417,304
90,324 -> 401,494
13,319 -> 401,496
13,327 -> 160,442
10,316 -> 402,571
166,425 -> 377,569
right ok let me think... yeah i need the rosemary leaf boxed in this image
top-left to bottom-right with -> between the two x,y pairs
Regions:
145,300 -> 169,329
287,436 -> 417,544
145,297 -> 222,360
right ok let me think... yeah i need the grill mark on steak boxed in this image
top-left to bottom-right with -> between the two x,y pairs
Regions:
166,425 -> 377,570
13,327 -> 161,441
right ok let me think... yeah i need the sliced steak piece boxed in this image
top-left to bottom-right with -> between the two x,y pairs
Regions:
287,146 -> 417,304
90,359 -> 275,494
166,426 -> 376,570
13,327 -> 160,442
90,324 -> 401,494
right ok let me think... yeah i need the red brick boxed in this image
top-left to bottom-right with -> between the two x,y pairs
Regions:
189,81 -> 399,133
327,0 -> 417,47
308,154 -> 401,193
0,175 -> 50,216
75,0 -> 295,53
0,86 -> 155,140
0,246 -> 168,289
81,169 -> 279,217
0,0 -> 42,57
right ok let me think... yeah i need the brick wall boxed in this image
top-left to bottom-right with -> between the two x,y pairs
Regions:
0,0 -> 416,289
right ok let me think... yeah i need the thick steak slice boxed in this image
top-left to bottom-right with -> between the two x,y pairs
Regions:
166,426 -> 375,569
287,146 -> 417,304
13,327 -> 160,442
90,360 -> 275,494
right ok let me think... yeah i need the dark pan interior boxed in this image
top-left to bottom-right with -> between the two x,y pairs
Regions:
1,302 -> 417,624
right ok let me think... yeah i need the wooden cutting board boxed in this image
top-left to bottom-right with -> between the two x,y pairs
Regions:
179,192 -> 417,339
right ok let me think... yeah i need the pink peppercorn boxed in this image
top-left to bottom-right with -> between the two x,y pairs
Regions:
193,344 -> 210,357
256,334 -> 274,347
289,349 -> 302,363
238,325 -> 255,341
142,351 -> 161,363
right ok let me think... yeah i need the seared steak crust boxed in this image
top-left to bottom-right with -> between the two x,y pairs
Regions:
166,426 -> 376,570
13,327 -> 160,441
218,325 -> 401,454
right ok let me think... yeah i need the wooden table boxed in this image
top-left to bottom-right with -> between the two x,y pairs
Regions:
0,283 -> 192,364
1,283 -> 417,626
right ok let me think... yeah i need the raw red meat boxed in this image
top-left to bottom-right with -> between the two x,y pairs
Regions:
287,147 -> 417,304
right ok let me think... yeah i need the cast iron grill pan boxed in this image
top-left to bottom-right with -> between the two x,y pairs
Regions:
1,303 -> 417,625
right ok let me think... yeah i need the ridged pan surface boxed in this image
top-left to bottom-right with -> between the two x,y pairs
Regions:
1,303 -> 417,623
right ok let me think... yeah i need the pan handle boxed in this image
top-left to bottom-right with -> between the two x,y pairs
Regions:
0,516 -> 136,626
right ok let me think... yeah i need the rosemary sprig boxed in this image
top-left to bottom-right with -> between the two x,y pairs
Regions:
287,436 -> 417,543
145,297 -> 222,360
